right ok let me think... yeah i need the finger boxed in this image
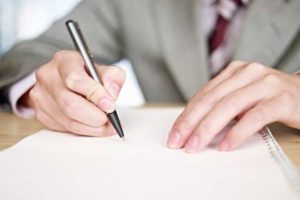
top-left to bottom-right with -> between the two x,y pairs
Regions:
48,91 -> 115,136
181,61 -> 247,112
202,60 -> 247,93
42,96 -> 115,137
178,61 -> 247,116
218,94 -> 289,151
202,62 -> 269,104
57,60 -> 115,113
35,109 -> 66,131
31,83 -> 111,135
53,88 -> 109,128
167,61 -> 247,149
184,78 -> 278,153
97,65 -> 126,100
30,84 -> 70,130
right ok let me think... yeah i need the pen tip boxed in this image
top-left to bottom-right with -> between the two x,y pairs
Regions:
121,137 -> 126,142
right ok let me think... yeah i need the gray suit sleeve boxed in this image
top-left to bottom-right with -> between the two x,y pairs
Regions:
0,0 -> 124,91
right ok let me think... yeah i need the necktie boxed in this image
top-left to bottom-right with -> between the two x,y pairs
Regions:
208,0 -> 247,76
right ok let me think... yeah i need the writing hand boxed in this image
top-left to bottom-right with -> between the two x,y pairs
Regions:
27,50 -> 126,136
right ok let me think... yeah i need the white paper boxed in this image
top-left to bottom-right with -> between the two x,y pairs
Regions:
0,108 -> 297,200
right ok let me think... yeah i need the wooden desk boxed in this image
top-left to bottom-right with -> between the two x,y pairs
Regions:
0,111 -> 300,169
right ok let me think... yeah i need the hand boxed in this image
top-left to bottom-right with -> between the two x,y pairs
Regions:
27,50 -> 126,136
167,61 -> 300,153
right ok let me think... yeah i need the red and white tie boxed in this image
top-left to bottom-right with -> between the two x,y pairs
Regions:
208,0 -> 248,77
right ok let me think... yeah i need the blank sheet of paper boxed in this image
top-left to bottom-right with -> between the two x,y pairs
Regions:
0,108 -> 299,200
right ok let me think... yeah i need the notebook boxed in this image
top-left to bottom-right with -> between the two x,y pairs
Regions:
0,108 -> 299,200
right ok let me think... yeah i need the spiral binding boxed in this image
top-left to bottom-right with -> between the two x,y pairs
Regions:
260,127 -> 300,199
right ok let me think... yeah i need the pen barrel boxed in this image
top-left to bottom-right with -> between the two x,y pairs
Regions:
66,20 -> 102,84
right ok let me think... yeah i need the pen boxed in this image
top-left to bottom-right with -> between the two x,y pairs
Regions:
66,19 -> 125,140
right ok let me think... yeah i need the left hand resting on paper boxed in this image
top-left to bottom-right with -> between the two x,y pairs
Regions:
167,61 -> 300,153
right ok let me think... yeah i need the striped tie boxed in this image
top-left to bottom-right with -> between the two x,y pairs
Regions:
208,0 -> 248,77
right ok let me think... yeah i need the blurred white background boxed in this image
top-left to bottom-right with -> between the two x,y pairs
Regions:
0,0 -> 145,106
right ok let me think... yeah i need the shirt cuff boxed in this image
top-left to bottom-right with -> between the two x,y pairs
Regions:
8,72 -> 36,119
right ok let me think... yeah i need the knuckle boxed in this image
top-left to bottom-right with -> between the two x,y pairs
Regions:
263,74 -> 281,85
229,60 -> 243,66
65,72 -> 82,90
246,62 -> 266,73
201,90 -> 217,106
29,86 -> 40,101
35,67 -> 46,83
227,60 -> 244,69
29,87 -> 37,99
53,50 -> 81,62
66,51 -> 81,60
53,51 -> 65,61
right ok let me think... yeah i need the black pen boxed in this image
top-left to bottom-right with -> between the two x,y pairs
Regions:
66,20 -> 125,140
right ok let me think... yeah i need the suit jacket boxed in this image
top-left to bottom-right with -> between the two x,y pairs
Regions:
0,0 -> 300,106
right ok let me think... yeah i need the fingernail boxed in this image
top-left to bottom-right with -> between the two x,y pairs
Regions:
98,98 -> 115,113
167,132 -> 181,149
184,135 -> 200,153
106,82 -> 120,99
218,140 -> 230,152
